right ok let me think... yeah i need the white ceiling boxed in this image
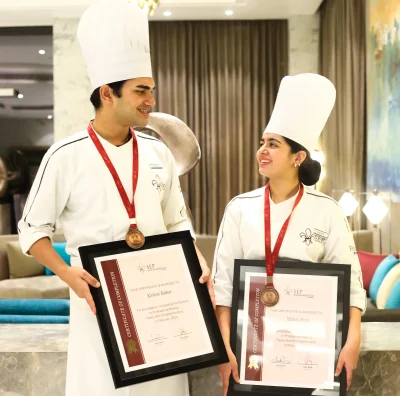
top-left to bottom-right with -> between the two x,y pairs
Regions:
0,0 -> 323,119
0,34 -> 53,119
0,0 -> 324,25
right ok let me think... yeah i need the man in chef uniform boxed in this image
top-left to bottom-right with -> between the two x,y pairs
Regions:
212,74 -> 366,395
18,1 -> 212,395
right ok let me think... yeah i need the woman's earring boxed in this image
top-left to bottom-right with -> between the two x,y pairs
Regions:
294,163 -> 298,168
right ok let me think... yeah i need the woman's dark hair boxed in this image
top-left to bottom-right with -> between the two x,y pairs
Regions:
282,137 -> 321,186
89,80 -> 127,109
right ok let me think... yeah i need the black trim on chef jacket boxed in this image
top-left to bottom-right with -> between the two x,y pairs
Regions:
24,136 -> 89,226
137,135 -> 161,143
306,191 -> 338,206
213,194 -> 262,282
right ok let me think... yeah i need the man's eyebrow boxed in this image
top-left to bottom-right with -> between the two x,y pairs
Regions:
135,85 -> 156,90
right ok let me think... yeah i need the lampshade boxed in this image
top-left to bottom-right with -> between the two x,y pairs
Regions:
338,192 -> 359,217
311,150 -> 324,165
362,195 -> 388,225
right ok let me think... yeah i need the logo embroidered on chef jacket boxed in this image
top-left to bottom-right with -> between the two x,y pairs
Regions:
152,175 -> 165,191
300,228 -> 313,245
349,245 -> 357,255
149,163 -> 163,169
312,228 -> 328,243
300,228 -> 328,245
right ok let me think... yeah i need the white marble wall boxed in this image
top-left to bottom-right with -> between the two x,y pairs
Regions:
53,19 -> 93,142
288,15 -> 320,75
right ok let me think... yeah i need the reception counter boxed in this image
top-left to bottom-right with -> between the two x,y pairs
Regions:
0,322 -> 399,396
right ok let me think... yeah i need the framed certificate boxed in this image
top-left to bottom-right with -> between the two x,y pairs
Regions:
229,259 -> 350,396
79,230 -> 228,388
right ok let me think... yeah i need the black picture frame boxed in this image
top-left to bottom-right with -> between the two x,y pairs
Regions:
229,258 -> 351,396
79,230 -> 228,389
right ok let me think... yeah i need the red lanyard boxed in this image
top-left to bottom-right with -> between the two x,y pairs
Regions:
87,123 -> 139,229
264,183 -> 304,286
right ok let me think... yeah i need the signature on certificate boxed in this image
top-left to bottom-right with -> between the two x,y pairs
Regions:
149,334 -> 167,343
174,328 -> 193,338
270,356 -> 291,365
298,356 -> 318,367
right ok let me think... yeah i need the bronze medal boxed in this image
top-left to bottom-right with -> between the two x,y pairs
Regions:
260,286 -> 279,307
126,228 -> 145,249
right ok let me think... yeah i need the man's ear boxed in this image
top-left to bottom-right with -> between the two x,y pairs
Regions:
98,85 -> 114,106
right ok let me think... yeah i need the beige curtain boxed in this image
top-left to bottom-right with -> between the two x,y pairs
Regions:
319,0 -> 366,229
149,21 -> 288,235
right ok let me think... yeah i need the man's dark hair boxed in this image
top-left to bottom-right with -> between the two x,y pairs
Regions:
90,80 -> 127,109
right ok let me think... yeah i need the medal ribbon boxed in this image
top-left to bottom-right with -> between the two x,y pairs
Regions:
264,183 -> 304,286
87,123 -> 139,229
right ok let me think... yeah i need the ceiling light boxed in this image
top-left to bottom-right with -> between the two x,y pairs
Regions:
0,88 -> 19,98
163,11 -> 172,17
17,94 -> 24,99
225,10 -> 234,16
39,49 -> 46,55
47,115 -> 53,120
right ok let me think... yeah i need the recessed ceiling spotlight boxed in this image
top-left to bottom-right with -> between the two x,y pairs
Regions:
163,11 -> 172,17
39,49 -> 46,55
17,93 -> 24,99
47,115 -> 53,120
225,10 -> 234,16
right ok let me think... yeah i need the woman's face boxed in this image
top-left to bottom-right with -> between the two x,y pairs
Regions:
256,133 -> 298,180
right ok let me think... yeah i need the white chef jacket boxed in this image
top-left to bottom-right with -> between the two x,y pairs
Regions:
18,129 -> 193,396
212,185 -> 366,313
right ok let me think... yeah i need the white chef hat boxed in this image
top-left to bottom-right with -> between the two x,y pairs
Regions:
264,73 -> 336,152
77,0 -> 152,90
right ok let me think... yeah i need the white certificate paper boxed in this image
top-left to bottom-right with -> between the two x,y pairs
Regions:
94,244 -> 214,373
240,273 -> 338,389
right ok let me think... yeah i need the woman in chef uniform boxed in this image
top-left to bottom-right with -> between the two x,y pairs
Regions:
212,73 -> 366,395
18,2 -> 212,396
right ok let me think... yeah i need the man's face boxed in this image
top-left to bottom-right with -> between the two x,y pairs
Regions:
112,77 -> 156,127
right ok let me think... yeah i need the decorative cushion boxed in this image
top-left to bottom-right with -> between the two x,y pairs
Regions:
6,241 -> 44,279
369,254 -> 400,303
385,278 -> 400,309
0,299 -> 70,316
357,251 -> 394,294
0,275 -> 69,299
45,242 -> 71,276
0,315 -> 69,324
376,264 -> 400,309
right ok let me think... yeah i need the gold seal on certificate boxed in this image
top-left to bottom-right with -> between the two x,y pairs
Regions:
260,286 -> 279,307
126,228 -> 145,249
126,340 -> 138,354
248,355 -> 259,370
